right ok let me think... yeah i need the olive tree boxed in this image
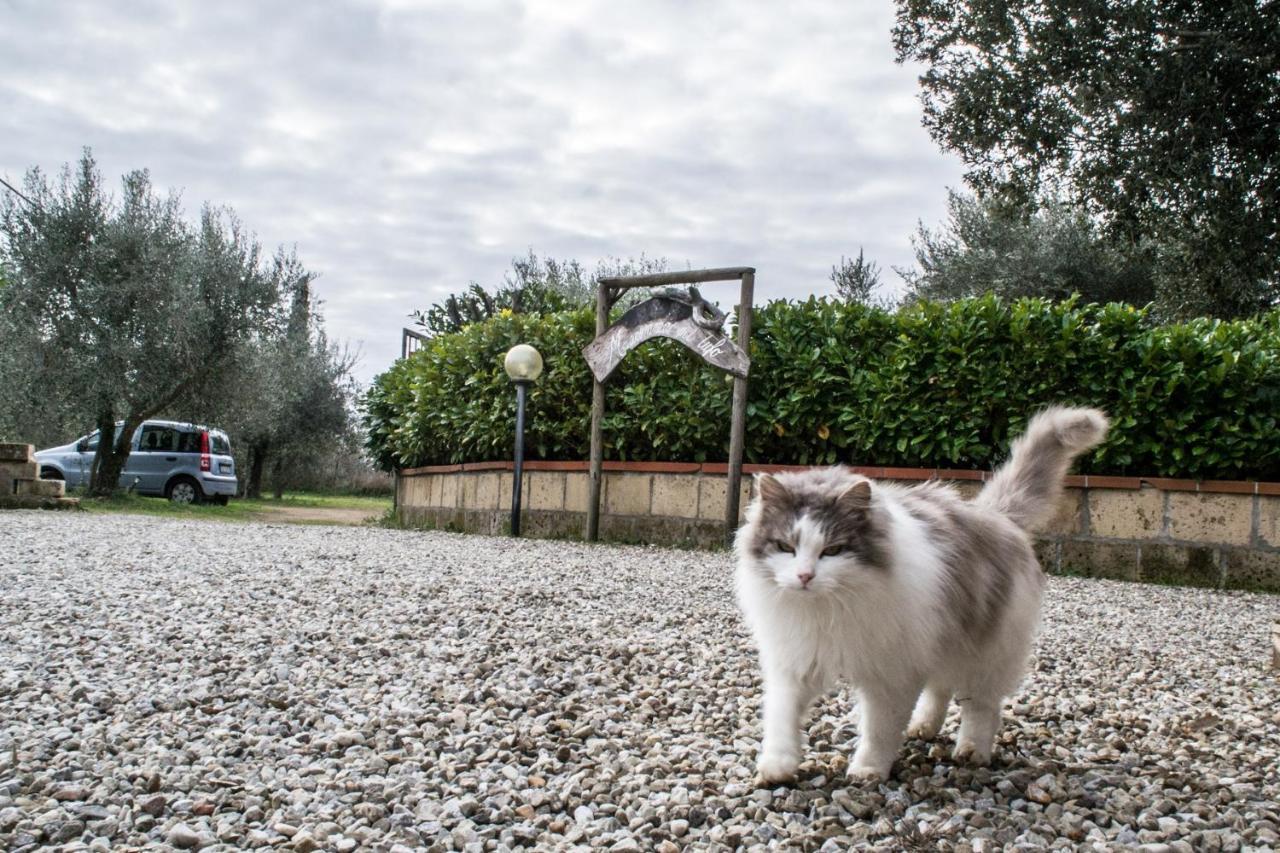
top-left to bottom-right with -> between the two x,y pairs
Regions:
0,150 -> 281,495
893,0 -> 1280,317
898,190 -> 1157,307
202,272 -> 356,499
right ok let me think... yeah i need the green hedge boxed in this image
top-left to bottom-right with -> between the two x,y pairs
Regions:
364,297 -> 1280,481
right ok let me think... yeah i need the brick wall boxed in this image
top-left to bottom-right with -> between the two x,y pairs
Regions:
397,462 -> 1280,592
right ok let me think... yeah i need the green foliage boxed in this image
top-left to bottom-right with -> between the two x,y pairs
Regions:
0,150 -> 282,492
365,297 -> 1280,481
411,251 -> 668,336
893,1 -> 1280,318
830,249 -> 886,306
900,191 -> 1156,309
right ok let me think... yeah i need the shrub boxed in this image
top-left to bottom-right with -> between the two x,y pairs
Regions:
364,297 -> 1280,481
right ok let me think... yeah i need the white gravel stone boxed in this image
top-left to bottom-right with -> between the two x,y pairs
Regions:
0,511 -> 1277,851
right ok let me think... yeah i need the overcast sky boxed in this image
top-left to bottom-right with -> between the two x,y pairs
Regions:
1,0 -> 964,385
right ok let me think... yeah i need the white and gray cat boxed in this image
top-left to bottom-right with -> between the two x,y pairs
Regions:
734,406 -> 1108,784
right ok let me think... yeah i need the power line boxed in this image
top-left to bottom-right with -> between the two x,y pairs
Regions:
0,175 -> 33,207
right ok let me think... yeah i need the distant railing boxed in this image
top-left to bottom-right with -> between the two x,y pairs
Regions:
401,328 -> 427,359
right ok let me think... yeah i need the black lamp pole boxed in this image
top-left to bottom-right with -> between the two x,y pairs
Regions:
510,379 -> 529,536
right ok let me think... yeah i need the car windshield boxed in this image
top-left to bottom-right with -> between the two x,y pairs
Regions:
211,433 -> 231,455
81,425 -> 119,450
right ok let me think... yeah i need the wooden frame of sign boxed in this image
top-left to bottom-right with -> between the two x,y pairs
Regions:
585,266 -> 755,544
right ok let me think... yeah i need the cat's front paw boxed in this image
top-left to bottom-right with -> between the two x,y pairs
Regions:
755,752 -> 799,786
906,719 -> 941,740
952,738 -> 993,765
847,758 -> 890,784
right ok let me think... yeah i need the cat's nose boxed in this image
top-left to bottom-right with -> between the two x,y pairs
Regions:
796,571 -> 814,588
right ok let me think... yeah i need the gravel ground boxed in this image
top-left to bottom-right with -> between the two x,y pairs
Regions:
2,511 -> 1278,852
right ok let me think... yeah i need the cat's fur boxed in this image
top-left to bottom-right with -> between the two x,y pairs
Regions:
734,406 -> 1109,784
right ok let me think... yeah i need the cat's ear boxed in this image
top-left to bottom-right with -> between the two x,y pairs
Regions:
755,473 -> 789,505
837,480 -> 873,513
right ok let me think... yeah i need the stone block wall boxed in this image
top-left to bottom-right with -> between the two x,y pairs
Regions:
397,461 -> 1280,592
0,443 -> 74,509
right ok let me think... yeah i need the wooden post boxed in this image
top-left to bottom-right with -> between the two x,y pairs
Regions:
1272,620 -> 1280,671
585,266 -> 755,544
586,284 -> 609,541
725,270 -> 755,540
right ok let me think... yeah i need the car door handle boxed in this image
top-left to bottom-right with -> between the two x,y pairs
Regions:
165,456 -> 177,461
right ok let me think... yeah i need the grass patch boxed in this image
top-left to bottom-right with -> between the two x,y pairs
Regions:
78,491 -> 391,524
80,493 -> 262,522
237,492 -> 391,511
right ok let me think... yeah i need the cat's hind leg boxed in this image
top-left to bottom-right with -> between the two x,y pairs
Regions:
953,695 -> 1002,764
906,683 -> 951,740
848,684 -> 916,782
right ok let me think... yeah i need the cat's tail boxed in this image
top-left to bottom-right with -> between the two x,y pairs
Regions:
976,406 -> 1109,532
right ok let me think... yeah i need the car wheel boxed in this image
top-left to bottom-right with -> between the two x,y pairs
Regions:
167,477 -> 204,505
40,467 -> 64,480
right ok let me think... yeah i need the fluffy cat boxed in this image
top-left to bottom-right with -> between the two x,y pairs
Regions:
734,406 -> 1109,784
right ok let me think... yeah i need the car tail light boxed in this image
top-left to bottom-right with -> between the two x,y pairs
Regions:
200,431 -> 211,472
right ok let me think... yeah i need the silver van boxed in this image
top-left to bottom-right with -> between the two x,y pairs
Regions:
34,420 -> 238,504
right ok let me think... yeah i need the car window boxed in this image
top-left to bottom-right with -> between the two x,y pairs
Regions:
139,425 -> 178,452
211,433 -> 231,455
176,431 -> 202,453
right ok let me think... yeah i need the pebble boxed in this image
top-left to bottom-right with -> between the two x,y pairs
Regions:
167,823 -> 201,849
0,513 -> 1275,852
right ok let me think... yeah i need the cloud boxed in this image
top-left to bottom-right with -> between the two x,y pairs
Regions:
0,0 -> 965,385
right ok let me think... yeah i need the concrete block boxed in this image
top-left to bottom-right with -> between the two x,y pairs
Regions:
1139,544 -> 1221,588
698,477 -> 728,520
461,473 -> 504,510
1088,487 -> 1164,539
1257,497 -> 1280,548
631,515 -> 724,550
1222,549 -> 1280,593
522,509 -> 581,540
1032,537 -> 1060,573
473,472 -> 501,510
19,478 -> 64,497
604,473 -> 650,516
1166,492 -> 1252,546
1,461 -> 39,489
1060,540 -> 1139,581
564,473 -> 590,513
0,444 -> 33,463
651,474 -> 700,519
411,475 -> 432,507
698,476 -> 750,523
0,495 -> 79,510
1041,491 -> 1084,536
528,471 -> 566,511
460,474 -> 480,509
438,474 -> 459,508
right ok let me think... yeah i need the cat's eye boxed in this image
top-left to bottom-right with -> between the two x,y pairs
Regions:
772,540 -> 795,554
822,545 -> 845,557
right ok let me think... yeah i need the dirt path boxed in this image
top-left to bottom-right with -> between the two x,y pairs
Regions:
252,505 -> 380,526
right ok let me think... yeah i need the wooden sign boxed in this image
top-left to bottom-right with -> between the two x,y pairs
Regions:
582,287 -> 750,383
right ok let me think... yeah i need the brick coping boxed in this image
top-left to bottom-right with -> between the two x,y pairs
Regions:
396,460 -> 1280,496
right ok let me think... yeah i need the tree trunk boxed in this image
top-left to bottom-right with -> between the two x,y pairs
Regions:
271,455 -> 286,500
245,441 -> 269,499
88,412 -> 143,497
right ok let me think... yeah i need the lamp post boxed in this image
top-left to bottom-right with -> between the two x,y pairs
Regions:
504,344 -> 543,536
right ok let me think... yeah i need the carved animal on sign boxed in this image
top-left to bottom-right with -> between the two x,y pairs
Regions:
582,287 -> 749,383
